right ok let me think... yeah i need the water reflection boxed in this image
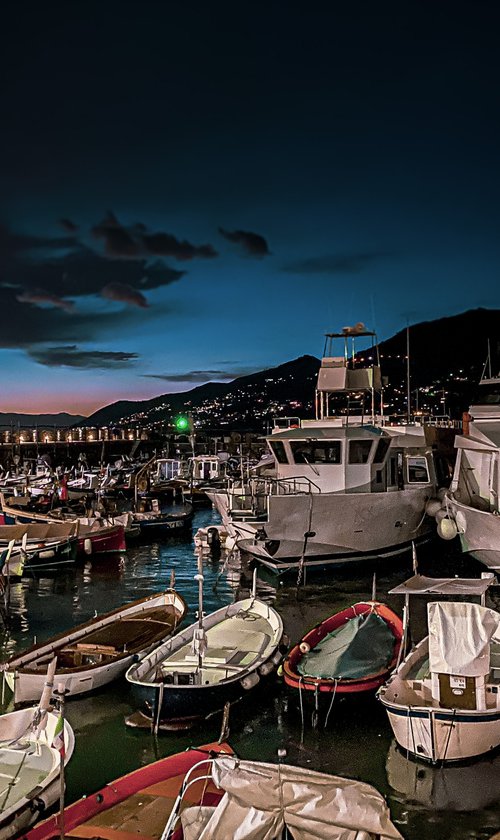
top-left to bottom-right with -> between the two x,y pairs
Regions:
386,740 -> 500,812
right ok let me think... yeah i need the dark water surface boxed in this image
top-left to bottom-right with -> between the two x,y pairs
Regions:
1,508 -> 499,840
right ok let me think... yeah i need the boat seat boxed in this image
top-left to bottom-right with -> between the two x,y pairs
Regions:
75,643 -> 117,654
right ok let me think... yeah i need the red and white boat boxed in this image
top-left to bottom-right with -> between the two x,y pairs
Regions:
20,742 -> 232,840
283,600 -> 403,701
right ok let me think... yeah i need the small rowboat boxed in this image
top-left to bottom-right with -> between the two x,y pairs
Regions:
2,589 -> 187,705
283,600 -> 403,700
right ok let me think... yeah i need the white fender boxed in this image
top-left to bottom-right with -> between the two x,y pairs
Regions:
84,538 -> 93,555
240,671 -> 260,690
437,517 -> 458,540
425,498 -> 442,518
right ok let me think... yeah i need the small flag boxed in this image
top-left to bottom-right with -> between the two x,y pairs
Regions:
51,714 -> 65,758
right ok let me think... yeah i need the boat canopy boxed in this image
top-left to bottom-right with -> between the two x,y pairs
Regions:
297,611 -> 395,680
180,756 -> 403,840
389,574 -> 495,597
428,601 -> 500,677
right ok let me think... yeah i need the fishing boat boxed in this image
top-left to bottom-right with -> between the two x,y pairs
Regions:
19,742 -> 232,840
378,573 -> 500,763
131,500 -> 194,536
0,523 -> 78,573
208,325 -> 441,576
2,589 -> 187,705
0,661 -> 75,840
162,753 -> 403,840
283,597 -> 403,716
0,495 -> 126,557
433,361 -> 500,571
125,588 -> 285,730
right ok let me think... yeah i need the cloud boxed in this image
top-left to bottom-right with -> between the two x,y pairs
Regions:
218,227 -> 271,257
283,252 -> 391,274
17,288 -> 75,311
101,282 -> 149,308
91,212 -> 218,261
28,345 -> 139,369
142,365 -> 258,383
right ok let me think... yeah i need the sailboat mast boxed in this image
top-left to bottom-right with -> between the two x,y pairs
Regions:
406,324 -> 411,423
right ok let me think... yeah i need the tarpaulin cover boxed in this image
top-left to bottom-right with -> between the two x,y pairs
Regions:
389,574 -> 493,597
428,601 -> 500,676
297,611 -> 395,680
181,756 -> 403,840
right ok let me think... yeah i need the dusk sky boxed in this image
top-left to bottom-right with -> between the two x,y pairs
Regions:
2,1 -> 499,415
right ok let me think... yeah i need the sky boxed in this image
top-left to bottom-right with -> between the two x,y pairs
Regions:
1,1 -> 499,416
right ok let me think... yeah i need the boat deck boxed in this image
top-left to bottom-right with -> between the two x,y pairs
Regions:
0,743 -> 54,810
156,611 -> 273,686
26,606 -> 181,672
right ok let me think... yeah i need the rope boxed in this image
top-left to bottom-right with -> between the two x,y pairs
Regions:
324,679 -> 337,729
298,677 -> 305,743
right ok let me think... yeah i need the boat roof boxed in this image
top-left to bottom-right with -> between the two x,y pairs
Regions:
389,574 -> 495,596
268,425 -> 385,441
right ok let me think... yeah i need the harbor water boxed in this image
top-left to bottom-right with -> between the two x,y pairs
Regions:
1,507 -> 499,840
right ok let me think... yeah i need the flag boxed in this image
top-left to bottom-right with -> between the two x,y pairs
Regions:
51,713 -> 65,758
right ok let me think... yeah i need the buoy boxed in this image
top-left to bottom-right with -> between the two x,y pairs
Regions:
258,661 -> 275,676
240,672 -> 260,690
425,498 -> 442,518
437,517 -> 458,540
299,641 -> 311,654
435,508 -> 449,523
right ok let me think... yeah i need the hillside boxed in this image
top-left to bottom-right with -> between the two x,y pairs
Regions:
0,412 -> 85,429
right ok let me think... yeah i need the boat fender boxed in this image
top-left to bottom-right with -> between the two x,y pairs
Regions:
425,498 -> 442,518
84,538 -> 93,555
279,634 -> 290,653
437,517 -> 458,541
29,797 -> 46,815
207,527 -> 220,548
437,487 -> 448,502
299,642 -> 311,654
225,535 -> 236,552
270,650 -> 283,666
240,672 -> 260,690
258,661 -> 275,676
435,508 -> 449,523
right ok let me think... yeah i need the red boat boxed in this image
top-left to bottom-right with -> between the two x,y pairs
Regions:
75,522 -> 126,556
283,600 -> 403,697
20,742 -> 232,840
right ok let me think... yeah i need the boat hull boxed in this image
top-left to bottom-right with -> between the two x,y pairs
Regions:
447,496 -> 500,570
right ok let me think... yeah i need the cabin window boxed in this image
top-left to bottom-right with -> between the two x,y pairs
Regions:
290,441 -> 342,464
348,440 -> 373,464
373,437 -> 390,464
407,456 -> 430,483
269,441 -> 288,464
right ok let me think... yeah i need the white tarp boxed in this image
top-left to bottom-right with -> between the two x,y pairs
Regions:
184,756 -> 402,840
428,601 -> 500,676
389,575 -> 494,596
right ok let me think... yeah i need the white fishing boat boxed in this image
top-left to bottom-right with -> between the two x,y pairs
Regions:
2,589 -> 187,705
434,362 -> 500,570
378,573 -> 500,763
162,753 -> 403,839
208,326 -> 440,574
0,661 -> 75,840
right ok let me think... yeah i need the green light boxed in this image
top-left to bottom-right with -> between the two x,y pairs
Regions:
175,415 -> 189,431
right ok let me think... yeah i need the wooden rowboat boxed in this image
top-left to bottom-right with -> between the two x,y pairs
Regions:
2,589 -> 187,706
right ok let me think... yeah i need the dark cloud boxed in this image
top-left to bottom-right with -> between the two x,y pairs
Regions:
142,366 -> 258,383
218,227 -> 271,257
92,212 -> 218,260
59,218 -> 78,233
283,252 -> 391,274
28,345 -> 139,369
16,288 -> 75,311
101,282 -> 149,308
